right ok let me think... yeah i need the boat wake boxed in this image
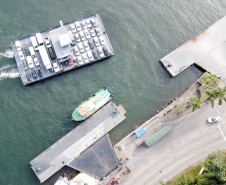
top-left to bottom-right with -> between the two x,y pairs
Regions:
0,49 -> 14,58
0,67 -> 20,81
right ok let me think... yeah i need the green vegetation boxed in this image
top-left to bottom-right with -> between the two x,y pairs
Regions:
189,97 -> 201,112
201,73 -> 219,87
170,150 -> 226,185
167,103 -> 186,116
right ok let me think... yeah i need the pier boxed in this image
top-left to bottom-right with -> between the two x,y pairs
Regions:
30,102 -> 126,183
160,15 -> 226,82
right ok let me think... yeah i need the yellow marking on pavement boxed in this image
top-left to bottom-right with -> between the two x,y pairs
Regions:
125,124 -> 218,185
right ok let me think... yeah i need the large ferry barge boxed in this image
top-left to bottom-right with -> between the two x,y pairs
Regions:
11,14 -> 114,85
72,87 -> 113,121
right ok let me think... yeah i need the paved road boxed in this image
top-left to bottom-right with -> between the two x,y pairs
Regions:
120,103 -> 226,185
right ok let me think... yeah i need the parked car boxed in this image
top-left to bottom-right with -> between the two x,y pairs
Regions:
37,67 -> 42,78
75,21 -> 81,31
93,37 -> 100,47
48,47 -> 55,60
15,40 -> 22,51
45,38 -> 52,48
103,46 -> 109,56
97,47 -> 105,58
81,21 -> 87,29
83,29 -> 91,39
70,24 -> 77,33
85,19 -> 92,28
74,46 -> 80,56
79,31 -> 86,41
29,46 -> 36,57
90,18 -> 97,27
99,35 -> 105,45
93,50 -> 99,60
82,53 -> 89,63
77,56 -> 84,65
25,72 -> 31,81
95,28 -> 102,36
24,47 -> 30,56
208,117 -> 221,123
68,58 -> 74,66
53,63 -> 60,72
89,28 -> 96,37
31,70 -> 37,79
18,51 -> 25,61
88,39 -> 95,49
77,43 -> 85,53
83,41 -> 90,51
26,56 -> 34,69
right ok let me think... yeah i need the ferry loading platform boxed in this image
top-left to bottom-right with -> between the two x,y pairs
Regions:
160,15 -> 226,83
30,102 -> 126,183
12,14 -> 114,85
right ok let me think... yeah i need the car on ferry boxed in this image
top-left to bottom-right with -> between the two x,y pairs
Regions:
79,31 -> 86,41
74,46 -> 80,56
26,56 -> 34,69
95,28 -> 102,36
75,21 -> 81,31
45,38 -> 52,48
25,72 -> 31,81
99,36 -> 105,45
33,57 -> 39,66
30,36 -> 39,51
48,47 -> 55,60
77,56 -> 84,65
81,21 -> 87,29
85,19 -> 92,28
93,37 -> 100,47
90,18 -> 97,27
18,51 -> 25,62
15,40 -> 22,51
29,47 -> 36,57
70,24 -> 77,34
24,47 -> 30,56
97,47 -> 105,58
82,53 -> 89,63
31,69 -> 37,79
87,51 -> 94,61
83,41 -> 90,51
89,28 -> 96,37
53,63 -> 60,73
77,43 -> 85,53
74,33 -> 81,43
103,46 -> 109,56
83,29 -> 91,39
22,61 -> 28,71
88,39 -> 95,49
93,50 -> 99,60
68,58 -> 74,66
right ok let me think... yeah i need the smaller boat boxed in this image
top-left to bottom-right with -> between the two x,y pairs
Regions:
72,87 -> 113,121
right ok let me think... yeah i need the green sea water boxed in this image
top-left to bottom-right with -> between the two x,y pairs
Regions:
0,0 -> 225,184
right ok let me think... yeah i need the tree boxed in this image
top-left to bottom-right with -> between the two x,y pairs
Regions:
217,87 -> 226,105
189,97 -> 201,112
205,90 -> 219,107
206,74 -> 219,85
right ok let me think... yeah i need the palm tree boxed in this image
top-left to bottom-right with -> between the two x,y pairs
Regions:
189,97 -> 201,112
207,74 -> 219,85
205,90 -> 219,107
217,87 -> 226,105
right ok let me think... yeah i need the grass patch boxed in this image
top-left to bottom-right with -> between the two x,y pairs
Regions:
170,161 -> 206,185
167,103 -> 186,116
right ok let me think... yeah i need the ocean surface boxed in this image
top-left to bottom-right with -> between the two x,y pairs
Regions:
0,0 -> 225,184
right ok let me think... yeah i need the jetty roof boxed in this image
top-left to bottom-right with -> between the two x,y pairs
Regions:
160,15 -> 226,82
30,102 -> 126,183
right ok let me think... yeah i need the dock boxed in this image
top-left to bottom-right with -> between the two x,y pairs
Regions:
160,15 -> 226,82
12,14 -> 114,85
30,102 -> 126,183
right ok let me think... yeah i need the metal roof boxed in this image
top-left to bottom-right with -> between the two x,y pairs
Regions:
134,128 -> 146,138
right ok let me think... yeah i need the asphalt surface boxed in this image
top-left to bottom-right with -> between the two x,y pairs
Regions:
116,102 -> 226,185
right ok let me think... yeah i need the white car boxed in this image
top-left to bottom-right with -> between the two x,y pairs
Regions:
70,24 -> 77,33
99,35 -> 105,45
75,21 -> 81,31
33,57 -> 39,66
89,28 -> 96,37
93,37 -> 100,47
87,51 -> 94,61
208,117 -> 221,123
74,33 -> 81,43
53,63 -> 60,73
29,46 -> 36,57
79,31 -> 86,41
85,19 -> 92,28
77,43 -> 85,53
26,56 -> 34,69
81,21 -> 87,29
83,29 -> 91,39
82,53 -> 89,63
95,28 -> 102,36
74,46 -> 80,56
45,38 -> 51,48
83,41 -> 90,51
18,51 -> 25,61
97,47 -> 105,58
77,56 -> 84,65
15,40 -> 22,51
90,18 -> 97,27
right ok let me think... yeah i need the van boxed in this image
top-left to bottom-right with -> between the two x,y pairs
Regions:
29,47 -> 36,57
26,56 -> 34,69
15,40 -> 22,51
30,36 -> 39,50
36,33 -> 44,45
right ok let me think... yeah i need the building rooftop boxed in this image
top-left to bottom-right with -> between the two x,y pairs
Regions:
30,102 -> 126,183
49,26 -> 72,60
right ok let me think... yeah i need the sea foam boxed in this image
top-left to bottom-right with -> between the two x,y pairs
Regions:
0,49 -> 14,58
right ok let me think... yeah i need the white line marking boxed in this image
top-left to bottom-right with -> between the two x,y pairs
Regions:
218,125 -> 226,141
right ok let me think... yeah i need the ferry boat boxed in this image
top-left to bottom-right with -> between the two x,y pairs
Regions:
72,87 -> 113,121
